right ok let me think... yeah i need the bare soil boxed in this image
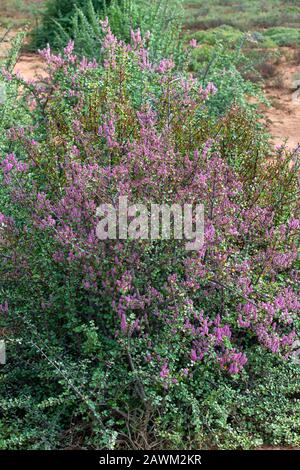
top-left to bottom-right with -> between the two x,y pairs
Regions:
263,56 -> 300,149
0,26 -> 45,79
13,52 -> 46,79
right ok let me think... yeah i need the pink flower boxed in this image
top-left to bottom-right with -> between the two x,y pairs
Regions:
160,363 -> 170,378
156,59 -> 175,74
131,28 -> 142,48
0,302 -> 8,314
189,39 -> 198,48
191,349 -> 198,362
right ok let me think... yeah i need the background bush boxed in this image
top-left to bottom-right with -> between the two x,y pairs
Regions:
29,0 -> 267,117
30,0 -> 111,50
30,0 -> 184,60
31,0 -> 184,66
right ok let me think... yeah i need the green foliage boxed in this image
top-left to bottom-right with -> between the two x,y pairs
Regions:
187,26 -> 275,49
151,348 -> 300,449
184,0 -> 300,33
190,39 -> 267,117
188,25 -> 246,46
1,328 -> 300,448
263,27 -> 300,47
49,0 -> 184,64
191,25 -> 300,49
30,0 -> 111,50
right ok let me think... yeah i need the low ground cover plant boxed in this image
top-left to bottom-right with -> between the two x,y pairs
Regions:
184,0 -> 300,36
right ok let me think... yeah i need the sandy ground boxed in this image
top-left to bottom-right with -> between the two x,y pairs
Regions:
0,27 -> 45,79
13,52 -> 46,79
264,59 -> 300,149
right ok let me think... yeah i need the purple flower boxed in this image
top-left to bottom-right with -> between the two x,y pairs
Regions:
189,39 -> 198,48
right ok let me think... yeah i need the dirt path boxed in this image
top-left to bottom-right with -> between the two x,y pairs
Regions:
13,52 -> 46,79
264,60 -> 300,149
0,26 -> 45,79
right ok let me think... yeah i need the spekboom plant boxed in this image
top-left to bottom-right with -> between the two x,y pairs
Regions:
0,22 -> 299,448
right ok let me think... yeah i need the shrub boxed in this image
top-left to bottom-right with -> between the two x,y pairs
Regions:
186,26 -> 274,49
42,0 -> 184,65
30,0 -> 111,50
189,39 -> 266,117
30,0 -> 184,62
0,24 -> 299,449
263,27 -> 300,47
30,1 -> 264,117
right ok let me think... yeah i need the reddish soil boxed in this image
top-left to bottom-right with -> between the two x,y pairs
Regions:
0,26 -> 46,79
263,58 -> 300,149
13,52 -> 46,79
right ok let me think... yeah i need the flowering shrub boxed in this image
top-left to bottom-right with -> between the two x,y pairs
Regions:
0,24 -> 299,449
48,0 -> 184,66
189,40 -> 266,117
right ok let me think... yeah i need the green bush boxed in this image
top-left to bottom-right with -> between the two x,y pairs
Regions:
30,0 -> 111,50
49,0 -> 184,65
186,26 -> 275,48
189,39 -> 267,117
263,27 -> 300,47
